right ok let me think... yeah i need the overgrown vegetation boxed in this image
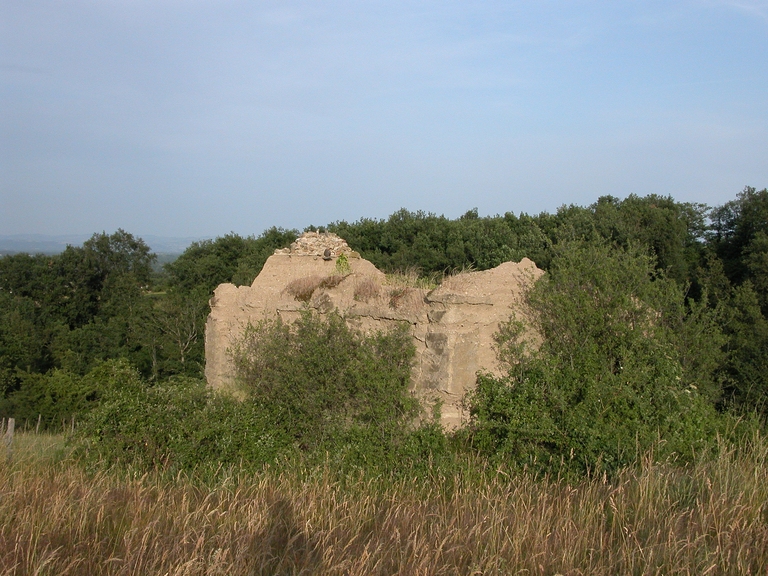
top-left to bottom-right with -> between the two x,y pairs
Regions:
3,187 -> 768,571
0,194 -> 768,474
228,311 -> 440,471
458,240 -> 729,476
72,313 -> 445,476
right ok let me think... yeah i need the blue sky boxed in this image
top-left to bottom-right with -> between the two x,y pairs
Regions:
1,1 -> 767,238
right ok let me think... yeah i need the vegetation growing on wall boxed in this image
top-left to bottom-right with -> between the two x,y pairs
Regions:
458,240 -> 726,476
1,187 -> 768,482
73,312 -> 446,475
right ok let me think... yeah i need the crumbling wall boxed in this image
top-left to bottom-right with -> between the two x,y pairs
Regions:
204,232 -> 543,428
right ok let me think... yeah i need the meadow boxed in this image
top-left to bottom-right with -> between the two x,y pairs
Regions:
1,432 -> 767,576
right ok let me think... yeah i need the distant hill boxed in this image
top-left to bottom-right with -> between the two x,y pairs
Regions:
0,234 -> 205,256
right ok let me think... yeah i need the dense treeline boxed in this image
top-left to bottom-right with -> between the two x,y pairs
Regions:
1,188 -> 768,476
330,189 -> 768,416
327,194 -> 707,285
0,227 -> 297,426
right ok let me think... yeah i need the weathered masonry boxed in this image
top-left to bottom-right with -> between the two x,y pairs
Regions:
205,232 -> 543,428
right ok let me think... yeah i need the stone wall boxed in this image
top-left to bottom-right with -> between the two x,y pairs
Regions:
204,232 -> 543,428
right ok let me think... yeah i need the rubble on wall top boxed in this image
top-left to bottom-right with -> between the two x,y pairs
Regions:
273,231 -> 353,258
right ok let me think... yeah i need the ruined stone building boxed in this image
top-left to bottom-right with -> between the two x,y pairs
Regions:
205,232 -> 543,428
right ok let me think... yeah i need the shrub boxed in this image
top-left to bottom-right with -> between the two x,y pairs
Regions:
229,311 -> 423,466
353,277 -> 381,302
284,276 -> 324,301
335,253 -> 351,275
0,359 -> 144,430
74,312 -> 444,475
284,275 -> 347,302
73,376 -> 288,472
459,240 -> 725,477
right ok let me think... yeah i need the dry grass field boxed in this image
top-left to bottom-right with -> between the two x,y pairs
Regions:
1,433 -> 767,575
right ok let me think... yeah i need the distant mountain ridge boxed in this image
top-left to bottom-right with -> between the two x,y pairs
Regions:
0,234 -> 205,255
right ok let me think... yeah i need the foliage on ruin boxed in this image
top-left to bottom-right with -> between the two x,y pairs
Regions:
3,188 -> 768,479
459,240 -> 728,476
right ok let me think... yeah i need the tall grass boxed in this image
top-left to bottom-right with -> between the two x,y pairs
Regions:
1,433 -> 767,575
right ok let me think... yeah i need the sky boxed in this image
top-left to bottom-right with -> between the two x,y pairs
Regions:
1,0 -> 767,239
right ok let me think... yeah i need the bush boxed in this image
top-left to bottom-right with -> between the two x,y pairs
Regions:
335,253 -> 351,275
0,359 -> 144,430
459,240 -> 725,477
353,277 -> 381,302
75,312 -> 443,475
74,375 -> 289,472
229,311 -> 421,463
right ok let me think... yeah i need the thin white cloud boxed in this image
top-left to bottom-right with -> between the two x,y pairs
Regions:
706,0 -> 768,21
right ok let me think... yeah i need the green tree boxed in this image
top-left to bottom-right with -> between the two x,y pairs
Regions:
712,187 -> 768,307
536,195 -> 709,286
328,208 -> 550,275
130,292 -> 208,380
165,228 -> 297,294
717,282 -> 768,412
699,187 -> 768,413
45,230 -> 155,329
460,240 -> 723,476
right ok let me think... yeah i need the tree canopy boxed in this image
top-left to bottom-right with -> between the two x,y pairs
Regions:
2,188 -> 768,445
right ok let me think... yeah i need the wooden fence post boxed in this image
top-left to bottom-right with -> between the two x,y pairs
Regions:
3,418 -> 14,463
